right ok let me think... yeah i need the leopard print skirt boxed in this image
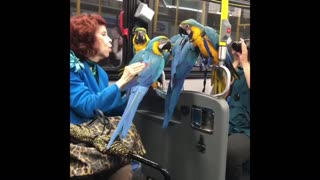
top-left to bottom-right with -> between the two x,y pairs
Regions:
70,116 -> 146,177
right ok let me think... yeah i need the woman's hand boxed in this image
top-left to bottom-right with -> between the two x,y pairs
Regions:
234,38 -> 249,66
115,62 -> 146,90
235,38 -> 250,88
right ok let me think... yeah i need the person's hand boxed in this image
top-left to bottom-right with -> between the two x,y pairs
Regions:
115,62 -> 146,90
234,38 -> 249,66
234,38 -> 250,88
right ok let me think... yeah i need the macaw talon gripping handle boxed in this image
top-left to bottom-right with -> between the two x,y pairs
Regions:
154,71 -> 168,99
210,65 -> 231,98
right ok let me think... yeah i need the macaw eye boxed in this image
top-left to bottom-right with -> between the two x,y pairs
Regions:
186,25 -> 189,28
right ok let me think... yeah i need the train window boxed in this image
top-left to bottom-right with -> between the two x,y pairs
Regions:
70,0 -> 125,75
70,0 -> 250,80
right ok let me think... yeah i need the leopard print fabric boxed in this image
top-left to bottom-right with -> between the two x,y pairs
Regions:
70,116 -> 146,177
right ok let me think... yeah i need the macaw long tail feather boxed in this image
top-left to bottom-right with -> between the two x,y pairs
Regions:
107,86 -> 149,149
163,79 -> 184,128
212,68 -> 227,94
163,82 -> 172,128
107,115 -> 125,149
121,87 -> 148,137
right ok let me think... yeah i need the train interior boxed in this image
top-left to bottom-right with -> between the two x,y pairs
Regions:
70,0 -> 250,179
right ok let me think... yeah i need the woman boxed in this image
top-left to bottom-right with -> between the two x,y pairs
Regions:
70,13 -> 145,179
226,38 -> 250,180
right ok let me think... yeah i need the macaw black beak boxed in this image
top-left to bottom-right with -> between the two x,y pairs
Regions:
135,32 -> 147,44
179,27 -> 188,36
159,41 -> 172,52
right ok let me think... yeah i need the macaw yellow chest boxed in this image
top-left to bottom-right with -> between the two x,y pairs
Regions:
135,43 -> 147,53
194,36 -> 219,65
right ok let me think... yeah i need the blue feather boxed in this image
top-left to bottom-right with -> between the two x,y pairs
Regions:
107,36 -> 169,149
163,35 -> 200,128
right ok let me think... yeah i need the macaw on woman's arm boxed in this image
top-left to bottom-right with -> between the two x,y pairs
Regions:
107,36 -> 172,149
131,27 -> 172,93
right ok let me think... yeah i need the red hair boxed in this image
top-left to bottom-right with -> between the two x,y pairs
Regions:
70,13 -> 107,60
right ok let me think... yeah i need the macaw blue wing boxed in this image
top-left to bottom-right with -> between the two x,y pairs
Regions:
120,50 -> 145,91
204,25 -> 234,73
170,34 -> 189,88
107,43 -> 166,149
203,26 -> 219,50
129,50 -> 145,65
120,85 -> 149,137
163,78 -> 184,128
138,52 -> 165,86
107,66 -> 164,149
107,85 -> 149,149
204,26 -> 239,80
163,51 -> 171,65
170,34 -> 183,45
106,64 -> 159,149
163,35 -> 200,128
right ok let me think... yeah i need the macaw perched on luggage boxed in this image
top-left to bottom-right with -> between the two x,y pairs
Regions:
178,18 -> 239,95
132,27 -> 150,54
162,34 -> 200,128
107,35 -> 172,149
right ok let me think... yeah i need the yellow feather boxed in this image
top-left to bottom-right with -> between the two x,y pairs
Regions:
195,35 -> 219,65
132,34 -> 150,54
135,44 -> 147,53
152,41 -> 163,56
211,69 -> 227,95
189,26 -> 219,65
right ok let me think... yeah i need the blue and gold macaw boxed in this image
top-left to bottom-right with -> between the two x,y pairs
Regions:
162,34 -> 200,128
132,27 -> 171,90
132,27 -> 150,54
107,35 -> 172,149
179,19 -> 239,94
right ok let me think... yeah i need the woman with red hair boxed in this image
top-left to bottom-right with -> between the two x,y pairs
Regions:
70,13 -> 145,180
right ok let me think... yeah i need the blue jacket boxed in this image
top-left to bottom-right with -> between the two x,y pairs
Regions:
70,59 -> 127,125
227,66 -> 250,137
